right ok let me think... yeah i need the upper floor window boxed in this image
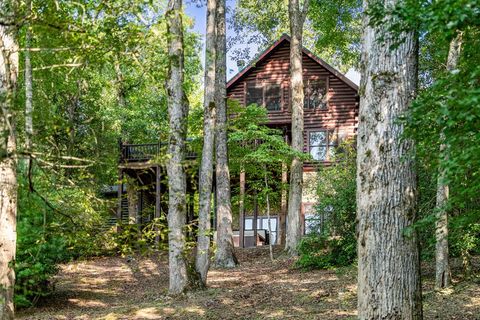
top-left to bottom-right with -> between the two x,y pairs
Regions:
309,130 -> 337,161
246,81 -> 281,111
304,79 -> 327,110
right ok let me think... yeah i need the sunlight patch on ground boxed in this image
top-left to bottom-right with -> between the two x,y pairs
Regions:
264,309 -> 285,318
465,296 -> 480,308
160,307 -> 176,315
67,298 -> 107,307
132,307 -> 162,319
183,306 -> 206,316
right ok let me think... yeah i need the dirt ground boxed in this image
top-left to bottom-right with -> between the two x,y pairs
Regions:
17,247 -> 480,320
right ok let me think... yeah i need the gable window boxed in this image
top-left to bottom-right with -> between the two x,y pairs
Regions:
246,81 -> 281,111
309,130 -> 337,161
304,79 -> 327,110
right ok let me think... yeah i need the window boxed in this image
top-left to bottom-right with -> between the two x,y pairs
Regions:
246,82 -> 263,106
246,81 -> 282,111
304,79 -> 327,110
304,204 -> 332,235
309,130 -> 337,161
265,83 -> 281,111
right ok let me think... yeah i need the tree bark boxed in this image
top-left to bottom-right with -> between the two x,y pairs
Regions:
214,0 -> 237,268
165,0 -> 189,295
435,31 -> 463,290
24,0 -> 33,153
279,161 -> 288,246
195,0 -> 217,285
0,7 -> 19,319
356,1 -> 422,318
286,0 -> 309,255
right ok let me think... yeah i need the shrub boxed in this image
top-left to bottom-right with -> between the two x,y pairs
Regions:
15,178 -> 69,307
297,140 -> 357,269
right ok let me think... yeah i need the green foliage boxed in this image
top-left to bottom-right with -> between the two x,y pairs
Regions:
231,0 -> 361,71
297,235 -> 356,269
15,174 -> 69,307
105,218 -> 169,256
228,102 -> 302,215
13,0 -> 203,307
297,140 -> 357,269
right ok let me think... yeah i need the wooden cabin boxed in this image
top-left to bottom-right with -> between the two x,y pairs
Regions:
226,34 -> 359,239
115,34 -> 359,248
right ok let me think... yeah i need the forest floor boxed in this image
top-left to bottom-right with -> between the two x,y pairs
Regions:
18,246 -> 480,320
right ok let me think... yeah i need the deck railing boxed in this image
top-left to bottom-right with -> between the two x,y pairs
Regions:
119,141 -> 197,162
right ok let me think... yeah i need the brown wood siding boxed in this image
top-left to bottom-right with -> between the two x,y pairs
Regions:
227,40 -> 359,170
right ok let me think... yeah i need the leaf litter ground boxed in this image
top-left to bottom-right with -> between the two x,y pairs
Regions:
18,247 -> 479,319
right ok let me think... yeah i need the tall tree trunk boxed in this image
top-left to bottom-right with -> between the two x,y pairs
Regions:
195,0 -> 217,285
214,0 -> 237,268
356,0 -> 422,318
286,0 -> 309,255
165,0 -> 189,295
279,161 -> 287,246
0,8 -> 19,319
24,0 -> 33,153
435,31 -> 463,290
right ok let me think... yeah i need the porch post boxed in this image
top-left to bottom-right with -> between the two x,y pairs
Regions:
116,168 -> 124,232
239,169 -> 246,248
253,190 -> 258,247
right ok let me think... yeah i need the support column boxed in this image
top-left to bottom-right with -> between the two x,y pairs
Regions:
155,165 -> 161,245
127,177 -> 138,224
239,169 -> 246,248
116,168 -> 124,232
253,190 -> 258,247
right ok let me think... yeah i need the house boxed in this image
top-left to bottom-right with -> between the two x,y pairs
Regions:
115,34 -> 359,248
226,34 -> 359,245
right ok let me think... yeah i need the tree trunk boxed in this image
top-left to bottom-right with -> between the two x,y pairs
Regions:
214,0 -> 237,268
435,31 -> 463,290
24,0 -> 33,153
0,11 -> 19,320
195,0 -> 217,285
356,1 -> 422,318
286,0 -> 309,255
279,161 -> 288,246
165,0 -> 189,295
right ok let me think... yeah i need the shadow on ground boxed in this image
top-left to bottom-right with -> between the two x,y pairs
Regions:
16,247 -> 480,320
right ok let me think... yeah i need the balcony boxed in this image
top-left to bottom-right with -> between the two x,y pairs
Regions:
119,141 -> 197,163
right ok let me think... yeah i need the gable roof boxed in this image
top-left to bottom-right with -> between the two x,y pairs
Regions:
226,34 -> 359,92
